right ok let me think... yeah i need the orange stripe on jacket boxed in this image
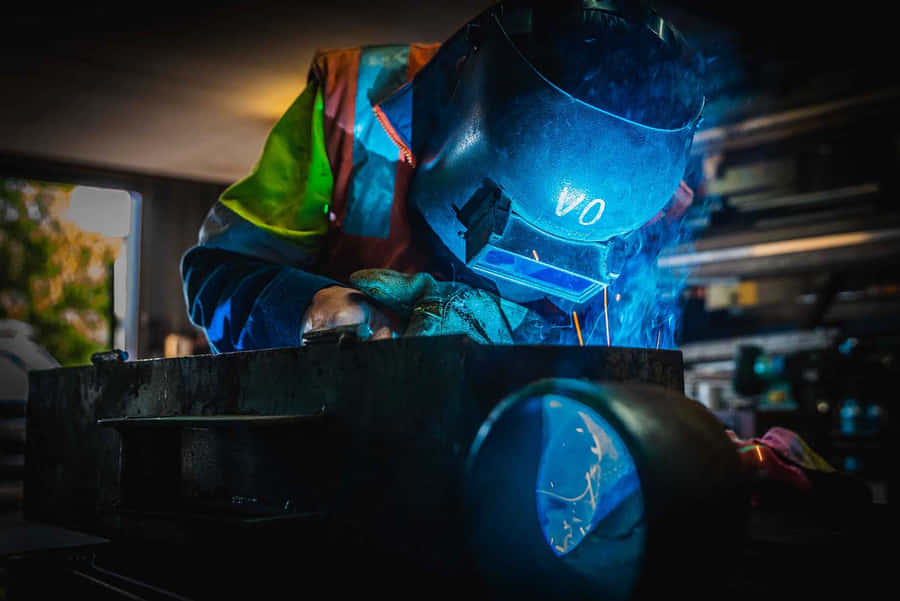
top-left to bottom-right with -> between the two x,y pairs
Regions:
310,44 -> 440,282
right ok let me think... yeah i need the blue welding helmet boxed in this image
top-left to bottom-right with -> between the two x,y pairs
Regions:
408,1 -> 705,304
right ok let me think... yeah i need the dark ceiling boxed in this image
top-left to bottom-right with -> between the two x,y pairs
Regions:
2,1 -> 896,183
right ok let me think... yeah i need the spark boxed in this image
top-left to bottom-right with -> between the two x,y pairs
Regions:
532,249 -> 540,261
585,467 -> 597,510
756,446 -> 764,462
603,288 -> 611,347
536,464 -> 601,506
656,329 -> 661,349
573,311 -> 584,347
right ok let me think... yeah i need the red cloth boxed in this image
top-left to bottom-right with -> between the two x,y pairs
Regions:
725,427 -> 872,509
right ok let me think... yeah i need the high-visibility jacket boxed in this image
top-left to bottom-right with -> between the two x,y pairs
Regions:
180,40 -> 860,517
182,44 -> 440,353
182,42 -> 694,353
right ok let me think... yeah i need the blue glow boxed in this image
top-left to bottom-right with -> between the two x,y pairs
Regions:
535,395 -> 643,556
839,337 -> 858,355
575,187 -> 712,349
473,247 -> 601,302
408,11 -> 704,308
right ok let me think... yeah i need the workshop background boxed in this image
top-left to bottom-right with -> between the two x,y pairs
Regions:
1,0 -> 896,519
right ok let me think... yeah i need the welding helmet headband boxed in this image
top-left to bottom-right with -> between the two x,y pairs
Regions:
409,1 -> 705,304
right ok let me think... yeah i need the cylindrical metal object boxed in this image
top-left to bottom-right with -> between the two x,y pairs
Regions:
464,378 -> 747,600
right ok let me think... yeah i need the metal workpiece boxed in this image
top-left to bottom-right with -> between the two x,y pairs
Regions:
465,378 -> 744,600
24,336 -> 690,595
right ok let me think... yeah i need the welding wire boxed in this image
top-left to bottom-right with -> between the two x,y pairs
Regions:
572,311 -> 584,347
603,288 -> 611,347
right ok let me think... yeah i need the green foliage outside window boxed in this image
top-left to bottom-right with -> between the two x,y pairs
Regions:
0,178 -> 120,366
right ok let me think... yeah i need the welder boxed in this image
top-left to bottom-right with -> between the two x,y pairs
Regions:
180,0 -> 703,352
178,0 -> 871,550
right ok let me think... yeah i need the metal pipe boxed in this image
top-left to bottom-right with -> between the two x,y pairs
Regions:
658,228 -> 900,268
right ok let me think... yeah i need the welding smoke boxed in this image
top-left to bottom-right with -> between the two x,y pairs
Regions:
511,5 -> 710,349
580,173 -> 710,350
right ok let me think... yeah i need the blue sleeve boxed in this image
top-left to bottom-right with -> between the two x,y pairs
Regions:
181,245 -> 339,353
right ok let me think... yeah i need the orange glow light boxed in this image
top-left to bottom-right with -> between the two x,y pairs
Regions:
756,446 -> 764,462
572,311 -> 584,347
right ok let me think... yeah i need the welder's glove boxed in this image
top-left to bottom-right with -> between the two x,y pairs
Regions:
348,269 -> 549,344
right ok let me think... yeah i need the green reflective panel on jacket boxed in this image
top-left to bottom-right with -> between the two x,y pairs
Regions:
219,83 -> 332,253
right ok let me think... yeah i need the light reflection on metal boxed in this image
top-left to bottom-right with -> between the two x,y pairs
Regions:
692,87 -> 900,154
729,182 -> 879,213
658,228 -> 900,268
536,395 -> 643,557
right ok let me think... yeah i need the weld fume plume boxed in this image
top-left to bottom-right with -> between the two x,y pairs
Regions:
579,187 -> 710,350
519,11 -> 711,349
